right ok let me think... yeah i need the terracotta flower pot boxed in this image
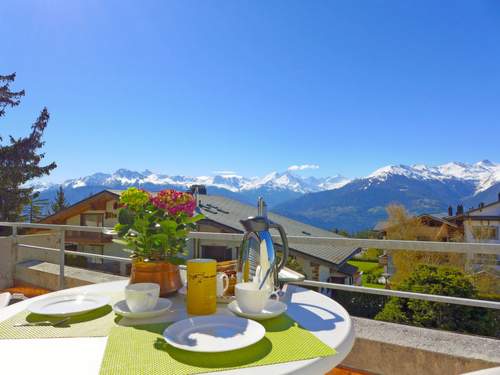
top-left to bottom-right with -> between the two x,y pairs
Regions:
130,259 -> 182,296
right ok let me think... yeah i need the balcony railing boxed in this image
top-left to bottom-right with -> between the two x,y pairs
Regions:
1,221 -> 500,311
65,230 -> 113,244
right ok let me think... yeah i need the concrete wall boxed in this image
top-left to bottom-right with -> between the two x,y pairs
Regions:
342,317 -> 500,375
1,233 -> 61,290
0,236 -> 13,289
16,233 -> 60,264
15,260 -> 126,291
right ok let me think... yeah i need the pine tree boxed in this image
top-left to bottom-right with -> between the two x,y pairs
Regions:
0,73 -> 24,119
0,73 -> 56,221
22,192 -> 49,222
51,185 -> 68,214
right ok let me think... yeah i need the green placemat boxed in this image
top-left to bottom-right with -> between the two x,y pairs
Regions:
99,314 -> 335,375
0,293 -> 123,339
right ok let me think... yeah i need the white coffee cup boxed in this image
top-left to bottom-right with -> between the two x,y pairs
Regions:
216,272 -> 229,297
235,282 -> 278,314
125,283 -> 160,312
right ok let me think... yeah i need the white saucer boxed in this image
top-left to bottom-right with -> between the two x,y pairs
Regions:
113,298 -> 172,319
228,299 -> 287,320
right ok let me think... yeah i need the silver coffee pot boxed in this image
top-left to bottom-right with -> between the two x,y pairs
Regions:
237,216 -> 289,291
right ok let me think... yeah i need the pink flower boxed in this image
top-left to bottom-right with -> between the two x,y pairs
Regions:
150,189 -> 196,216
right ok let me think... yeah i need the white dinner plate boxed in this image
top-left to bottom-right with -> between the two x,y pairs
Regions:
178,286 -> 236,304
113,298 -> 172,319
228,300 -> 287,321
28,294 -> 110,317
163,315 -> 265,352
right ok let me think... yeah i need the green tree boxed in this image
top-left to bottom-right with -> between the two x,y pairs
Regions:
22,192 -> 49,222
51,185 -> 68,214
375,264 -> 499,336
0,73 -> 56,221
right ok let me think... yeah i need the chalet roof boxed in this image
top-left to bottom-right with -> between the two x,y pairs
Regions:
417,214 -> 459,228
465,199 -> 500,215
373,214 -> 458,232
463,216 -> 500,221
39,190 -> 118,224
196,195 -> 360,266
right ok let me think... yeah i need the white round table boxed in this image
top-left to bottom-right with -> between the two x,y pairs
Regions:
0,281 -> 355,375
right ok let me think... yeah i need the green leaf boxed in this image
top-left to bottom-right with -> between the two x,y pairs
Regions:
159,219 -> 177,231
112,239 -> 129,246
192,213 -> 204,222
165,256 -> 186,265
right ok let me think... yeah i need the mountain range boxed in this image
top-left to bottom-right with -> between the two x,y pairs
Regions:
34,169 -> 350,208
35,160 -> 500,232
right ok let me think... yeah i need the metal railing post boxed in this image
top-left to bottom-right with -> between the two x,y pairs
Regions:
59,229 -> 65,290
10,225 -> 17,287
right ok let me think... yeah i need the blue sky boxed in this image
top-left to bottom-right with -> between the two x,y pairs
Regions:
1,1 -> 499,182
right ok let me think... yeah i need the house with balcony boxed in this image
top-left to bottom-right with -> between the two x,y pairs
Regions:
446,194 -> 500,273
39,188 -> 362,285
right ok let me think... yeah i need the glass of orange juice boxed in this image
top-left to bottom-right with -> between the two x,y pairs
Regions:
186,259 -> 216,315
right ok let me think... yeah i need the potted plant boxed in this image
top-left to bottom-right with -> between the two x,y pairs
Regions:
114,187 -> 203,296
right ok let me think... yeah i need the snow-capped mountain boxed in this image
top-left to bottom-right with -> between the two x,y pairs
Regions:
36,169 -> 351,208
367,160 -> 500,193
46,169 -> 351,195
275,160 -> 500,232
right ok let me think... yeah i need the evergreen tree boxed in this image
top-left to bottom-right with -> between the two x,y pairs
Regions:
0,73 -> 56,221
22,192 -> 49,222
51,185 -> 68,214
0,73 -> 24,119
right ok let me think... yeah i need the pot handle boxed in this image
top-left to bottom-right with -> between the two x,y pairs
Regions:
270,222 -> 289,272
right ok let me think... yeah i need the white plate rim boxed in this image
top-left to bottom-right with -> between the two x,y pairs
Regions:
28,293 -> 110,317
113,298 -> 172,318
163,315 -> 265,352
228,300 -> 287,320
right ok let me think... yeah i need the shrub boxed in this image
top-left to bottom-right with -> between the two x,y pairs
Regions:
375,264 -> 499,337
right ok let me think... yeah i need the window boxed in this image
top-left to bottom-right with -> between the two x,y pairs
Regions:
80,213 -> 104,227
472,226 -> 498,240
201,246 -> 233,262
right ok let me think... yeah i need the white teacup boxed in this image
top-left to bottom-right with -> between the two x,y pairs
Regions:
235,282 -> 278,314
125,283 -> 160,312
